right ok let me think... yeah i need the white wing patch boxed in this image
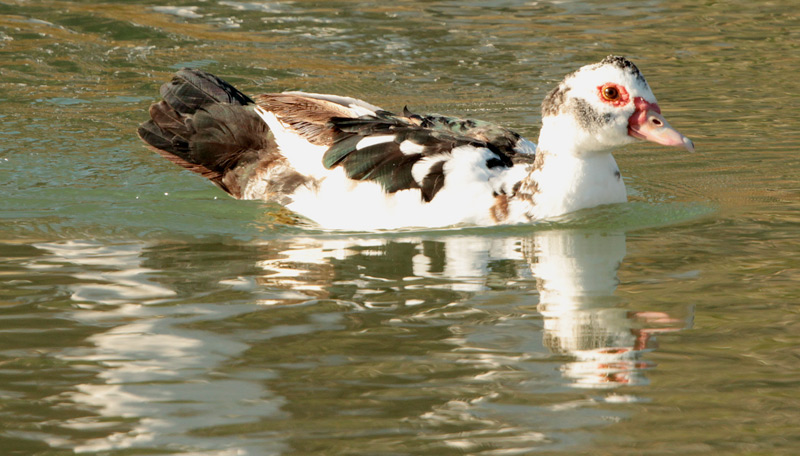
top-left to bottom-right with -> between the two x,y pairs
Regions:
399,140 -> 426,155
411,153 -> 451,185
356,135 -> 395,150
254,106 -> 329,178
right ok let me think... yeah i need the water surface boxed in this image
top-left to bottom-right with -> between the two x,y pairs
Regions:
1,1 -> 799,454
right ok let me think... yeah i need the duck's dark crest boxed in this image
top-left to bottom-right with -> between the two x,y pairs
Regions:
599,55 -> 646,83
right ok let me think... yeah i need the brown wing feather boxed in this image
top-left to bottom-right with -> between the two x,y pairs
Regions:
254,94 -> 362,146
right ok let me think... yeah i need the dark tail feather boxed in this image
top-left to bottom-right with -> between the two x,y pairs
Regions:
139,101 -> 190,152
138,68 -> 273,198
160,68 -> 255,113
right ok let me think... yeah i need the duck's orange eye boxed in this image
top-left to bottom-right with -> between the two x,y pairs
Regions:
602,86 -> 619,101
598,83 -> 630,106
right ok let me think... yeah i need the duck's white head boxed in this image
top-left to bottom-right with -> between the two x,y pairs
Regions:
538,55 -> 694,156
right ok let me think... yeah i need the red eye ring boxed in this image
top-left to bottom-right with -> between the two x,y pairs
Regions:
598,83 -> 630,107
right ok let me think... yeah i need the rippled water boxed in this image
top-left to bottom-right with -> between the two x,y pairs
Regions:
2,1 -> 799,454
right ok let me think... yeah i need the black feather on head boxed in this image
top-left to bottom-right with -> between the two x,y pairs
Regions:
599,55 -> 646,83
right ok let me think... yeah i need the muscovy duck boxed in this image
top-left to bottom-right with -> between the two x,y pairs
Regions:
138,56 -> 693,230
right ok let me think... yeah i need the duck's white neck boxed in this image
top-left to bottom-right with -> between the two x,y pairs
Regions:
514,116 -> 628,221
536,115 -> 603,157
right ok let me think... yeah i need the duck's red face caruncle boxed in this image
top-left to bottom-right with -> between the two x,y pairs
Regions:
595,83 -> 694,152
596,83 -> 694,152
626,97 -> 694,152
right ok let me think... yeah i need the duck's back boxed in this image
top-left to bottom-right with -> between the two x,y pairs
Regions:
138,69 -> 535,230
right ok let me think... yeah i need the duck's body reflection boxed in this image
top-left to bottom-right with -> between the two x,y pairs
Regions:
530,231 -> 684,388
32,229 -> 690,454
258,231 -> 686,390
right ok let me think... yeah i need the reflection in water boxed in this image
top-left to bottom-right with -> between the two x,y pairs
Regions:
258,232 -> 689,389
530,232 -> 687,388
252,231 -> 689,453
21,230 -> 690,453
30,241 -> 288,455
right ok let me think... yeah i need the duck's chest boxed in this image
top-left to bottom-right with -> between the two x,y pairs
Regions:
528,153 -> 627,219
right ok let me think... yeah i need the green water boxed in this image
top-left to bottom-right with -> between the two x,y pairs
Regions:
1,1 -> 799,454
